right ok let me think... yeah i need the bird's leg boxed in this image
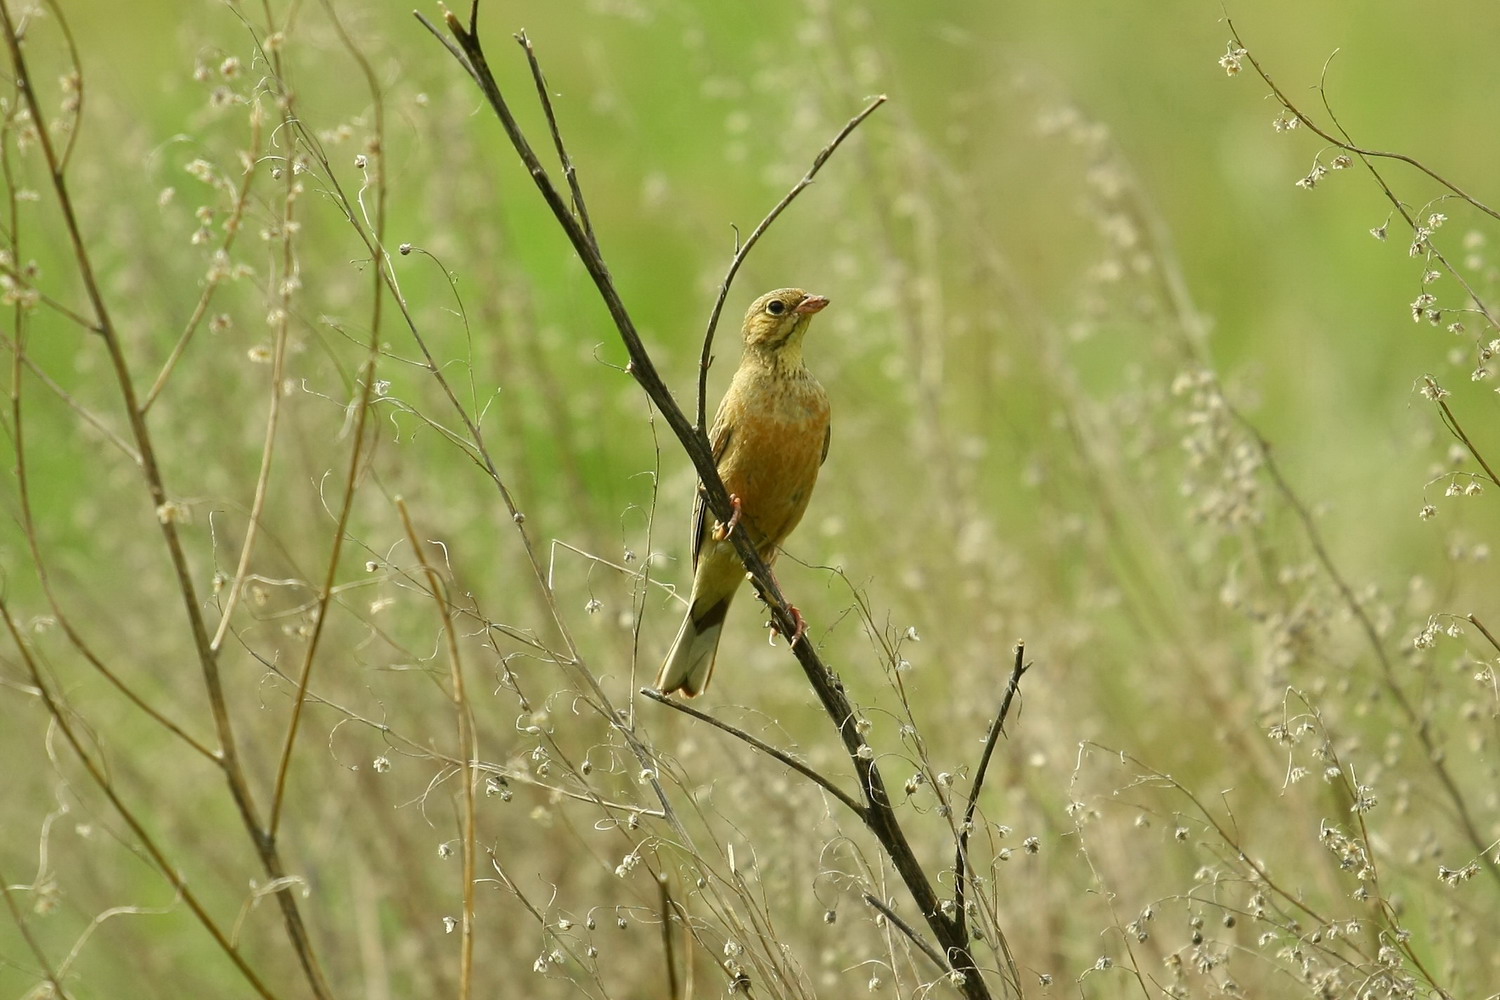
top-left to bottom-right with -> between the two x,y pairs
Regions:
761,564 -> 809,647
711,494 -> 743,541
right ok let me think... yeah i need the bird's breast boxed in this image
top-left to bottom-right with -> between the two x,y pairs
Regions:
717,370 -> 830,552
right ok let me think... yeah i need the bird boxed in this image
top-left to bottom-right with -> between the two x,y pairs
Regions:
655,287 -> 832,698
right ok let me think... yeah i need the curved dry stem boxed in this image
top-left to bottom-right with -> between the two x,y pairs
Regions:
267,0 -> 389,856
693,95 -> 886,432
641,687 -> 866,819
0,600 -> 284,1000
1226,18 -> 1499,223
0,859 -> 72,1000
1226,17 -> 1499,332
398,498 -> 477,1000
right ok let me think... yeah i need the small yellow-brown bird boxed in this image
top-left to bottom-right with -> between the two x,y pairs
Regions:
655,288 -> 832,697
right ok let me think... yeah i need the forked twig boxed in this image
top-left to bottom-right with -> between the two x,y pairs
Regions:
862,892 -> 948,973
417,7 -> 993,996
1225,18 -> 1500,224
1226,18 -> 1499,334
641,688 -> 866,818
0,6 -> 331,994
516,30 -> 598,252
953,643 -> 1028,942
694,95 -> 886,431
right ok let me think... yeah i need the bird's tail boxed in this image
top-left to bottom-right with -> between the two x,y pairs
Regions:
655,596 -> 733,697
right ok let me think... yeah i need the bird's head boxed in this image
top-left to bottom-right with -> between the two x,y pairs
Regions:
741,287 -> 829,355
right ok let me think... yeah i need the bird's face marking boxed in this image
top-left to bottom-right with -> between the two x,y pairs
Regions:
743,288 -> 829,349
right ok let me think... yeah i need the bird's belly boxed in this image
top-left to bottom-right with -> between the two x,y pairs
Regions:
720,397 -> 829,554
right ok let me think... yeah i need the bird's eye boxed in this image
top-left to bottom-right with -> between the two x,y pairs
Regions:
766,299 -> 787,316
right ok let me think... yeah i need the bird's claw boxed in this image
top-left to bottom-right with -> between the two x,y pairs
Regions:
712,494 -> 743,542
768,604 -> 808,647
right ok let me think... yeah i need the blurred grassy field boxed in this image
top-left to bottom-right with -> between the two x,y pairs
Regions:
3,1 -> 1499,998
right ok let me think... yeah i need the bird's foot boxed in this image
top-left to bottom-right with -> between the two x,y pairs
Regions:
712,494 -> 743,541
768,604 -> 809,647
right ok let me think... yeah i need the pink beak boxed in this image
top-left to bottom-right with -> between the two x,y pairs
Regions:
794,294 -> 829,315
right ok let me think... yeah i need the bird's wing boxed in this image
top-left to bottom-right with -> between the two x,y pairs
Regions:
690,411 -> 735,569
821,421 -> 831,465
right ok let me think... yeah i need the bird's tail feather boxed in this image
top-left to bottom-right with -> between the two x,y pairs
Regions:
656,597 -> 732,697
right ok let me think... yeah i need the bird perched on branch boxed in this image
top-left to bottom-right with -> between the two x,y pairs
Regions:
655,288 -> 832,698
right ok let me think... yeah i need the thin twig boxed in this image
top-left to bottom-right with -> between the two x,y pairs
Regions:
515,30 -> 598,252
1227,18 -> 1499,333
0,600 -> 282,1000
39,0 -> 83,171
1432,388 -> 1500,486
143,104 -> 265,413
1226,19 -> 1500,223
0,860 -> 73,1000
953,643 -> 1028,942
0,258 -> 100,331
641,688 -> 866,818
861,893 -> 948,974
418,9 -> 991,996
694,95 -> 886,432
1232,398 -> 1499,886
1466,614 -> 1500,656
209,111 -> 292,654
2,8 -> 332,991
398,498 -> 478,1000
657,875 -> 682,1000
266,0 -> 389,855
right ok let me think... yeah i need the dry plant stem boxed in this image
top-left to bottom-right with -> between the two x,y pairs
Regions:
1,37 -> 204,759
421,8 -> 992,996
1227,19 -> 1499,222
952,644 -> 1027,944
694,95 -> 886,432
1227,19 -> 1500,331
267,0 -> 389,852
0,259 -> 99,329
516,31 -> 597,251
210,123 -> 295,654
640,688 -> 866,817
861,892 -> 948,973
398,498 -> 477,1000
37,0 -> 82,169
143,105 -> 265,413
0,601 -> 283,1000
306,15 -> 692,901
1235,407 -> 1499,886
1097,740 -> 1444,992
0,7 -> 332,995
1433,391 -> 1500,486
1466,614 -> 1500,655
0,860 -> 72,1000
656,876 -> 681,1000
0,336 -> 140,460
484,850 -> 600,977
